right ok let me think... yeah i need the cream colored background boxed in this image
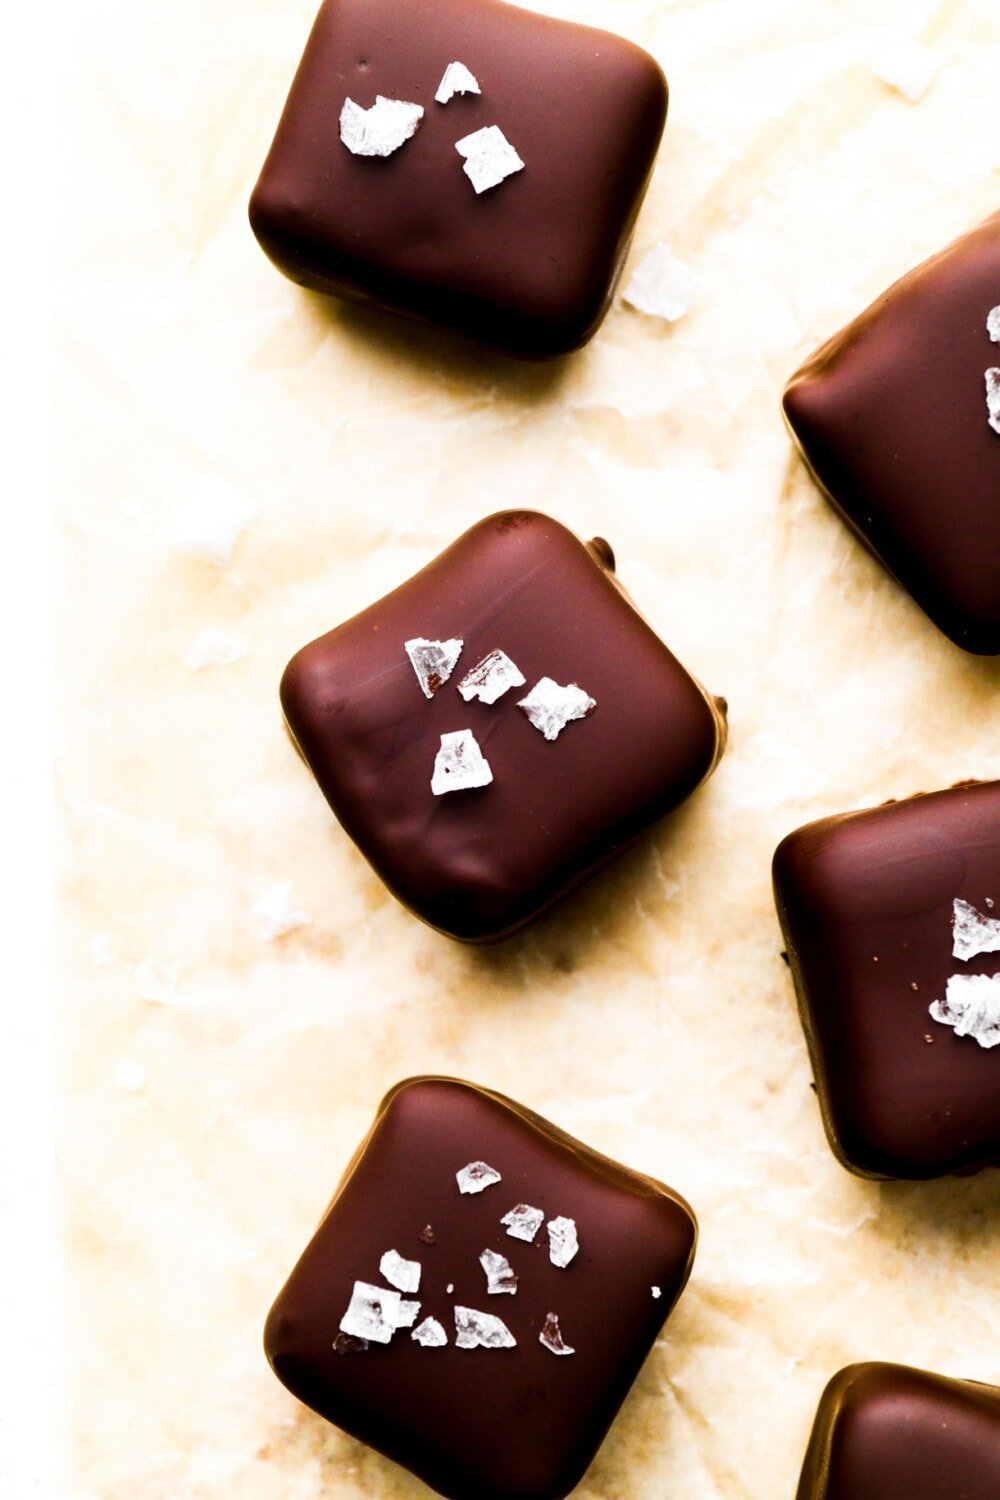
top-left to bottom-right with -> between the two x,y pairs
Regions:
57,1 -> 1000,1496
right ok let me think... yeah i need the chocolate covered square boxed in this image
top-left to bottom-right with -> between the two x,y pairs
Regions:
249,0 -> 668,356
782,211 -> 1000,654
280,511 -> 725,942
264,1077 -> 697,1500
773,782 -> 1000,1180
796,1363 -> 1000,1500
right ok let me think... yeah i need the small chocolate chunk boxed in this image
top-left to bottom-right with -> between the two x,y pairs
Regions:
249,0 -> 668,356
796,1363 -> 1000,1499
783,210 -> 1000,654
280,512 -> 726,942
264,1077 -> 697,1500
773,781 -> 1000,1179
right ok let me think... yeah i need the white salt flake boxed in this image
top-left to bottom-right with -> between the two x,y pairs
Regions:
479,1248 -> 518,1295
114,1062 -> 146,1094
390,1299 -> 422,1330
380,1249 -> 422,1294
431,730 -> 493,796
165,475 -> 254,568
547,1216 -> 579,1269
518,679 -> 596,742
457,649 -> 526,705
405,637 -> 464,698
90,934 -> 116,967
412,1317 -> 448,1348
987,369 -> 1000,436
454,1306 -> 516,1350
446,1283 -> 455,1295
339,1281 -> 404,1344
340,95 -> 424,158
457,1161 -> 502,1195
871,41 -> 940,103
952,898 -> 1000,962
455,125 -> 524,194
623,243 -> 699,323
501,1204 -> 544,1244
435,62 -> 481,105
252,882 -> 310,942
185,628 -> 247,671
134,960 -> 179,1005
989,307 -> 1000,344
929,974 -> 1000,1049
539,1312 -> 575,1356
651,1285 -> 662,1299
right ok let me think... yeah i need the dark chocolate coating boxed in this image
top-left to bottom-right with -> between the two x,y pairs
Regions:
773,782 -> 1000,1179
249,0 -> 668,357
264,1077 -> 697,1500
782,211 -> 1000,654
796,1363 -> 1000,1500
281,511 -> 726,942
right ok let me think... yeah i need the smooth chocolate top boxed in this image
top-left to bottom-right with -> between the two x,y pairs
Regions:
796,1363 -> 1000,1500
281,511 -> 726,942
264,1077 -> 697,1500
783,210 -> 1000,654
249,0 -> 667,356
773,781 -> 1000,1179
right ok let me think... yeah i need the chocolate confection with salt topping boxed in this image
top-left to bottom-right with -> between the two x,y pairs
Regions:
783,210 -> 1000,654
280,511 -> 726,942
773,781 -> 1000,1180
264,1077 -> 697,1500
249,0 -> 668,356
796,1363 -> 1000,1500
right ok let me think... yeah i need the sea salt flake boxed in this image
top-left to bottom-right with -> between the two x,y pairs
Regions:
929,974 -> 1000,1049
412,1317 -> 448,1348
339,1281 -> 403,1344
114,1062 -> 146,1093
90,934 -> 116,967
333,1332 -> 369,1355
390,1299 -> 422,1329
518,679 -> 596,741
431,731 -> 493,796
651,1285 -> 662,1299
457,1161 -> 502,1195
989,307 -> 1000,344
871,41 -> 940,103
455,125 -> 524,194
952,898 -> 1000,961
623,243 -> 699,322
405,637 -> 464,698
446,1283 -> 455,1294
380,1249 -> 422,1294
185,628 -> 247,671
454,1306 -> 516,1350
501,1204 -> 544,1244
987,369 -> 1000,435
480,1248 -> 518,1295
134,960 -> 179,1005
340,95 -> 424,158
252,881 -> 310,941
539,1312 -> 575,1356
457,649 -> 526,706
165,475 -> 254,568
435,62 -> 481,104
547,1216 -> 579,1269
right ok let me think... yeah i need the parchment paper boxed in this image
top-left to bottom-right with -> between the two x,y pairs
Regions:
58,1 -> 1000,1495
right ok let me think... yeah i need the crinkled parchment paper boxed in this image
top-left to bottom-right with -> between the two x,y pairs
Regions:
57,1 -> 1000,1495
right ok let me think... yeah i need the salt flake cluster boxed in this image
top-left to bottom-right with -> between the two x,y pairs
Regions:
929,896 -> 1000,1048
984,308 -> 1000,436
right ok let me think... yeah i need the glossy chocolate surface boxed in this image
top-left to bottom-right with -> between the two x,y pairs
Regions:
783,211 -> 1000,654
796,1363 -> 1000,1500
773,782 -> 1000,1179
264,1077 -> 697,1500
249,0 -> 667,357
281,511 -> 726,942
